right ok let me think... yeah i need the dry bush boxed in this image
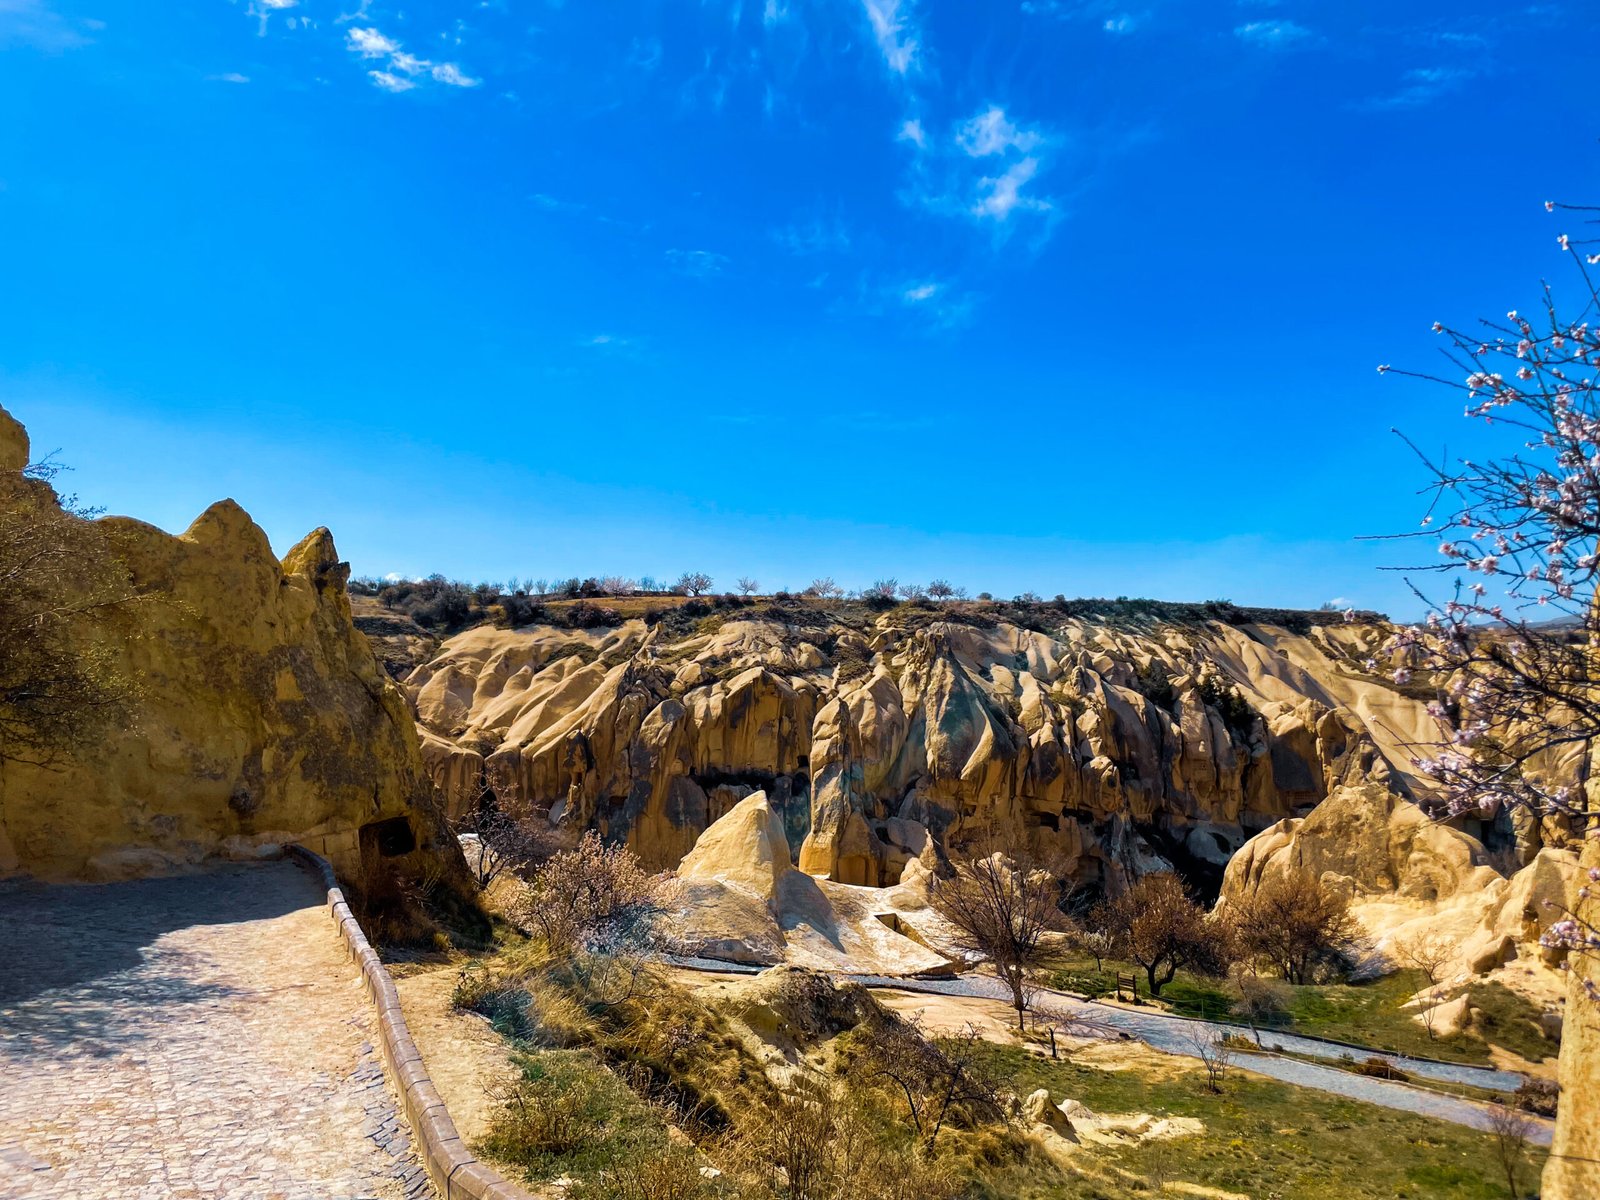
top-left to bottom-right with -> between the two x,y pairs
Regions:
570,1147 -> 721,1200
1513,1076 -> 1559,1118
507,832 -> 675,957
726,1077 -> 960,1200
0,459 -> 138,765
1230,870 -> 1361,983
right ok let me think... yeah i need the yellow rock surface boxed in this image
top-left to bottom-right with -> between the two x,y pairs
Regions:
0,404 -> 457,889
408,607 -> 1482,893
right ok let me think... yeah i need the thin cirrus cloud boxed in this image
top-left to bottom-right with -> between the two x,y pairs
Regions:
862,0 -> 918,74
344,25 -> 479,91
1359,65 -> 1474,110
1234,19 -> 1312,48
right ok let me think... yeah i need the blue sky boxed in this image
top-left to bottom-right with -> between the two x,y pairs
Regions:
1,0 -> 1595,614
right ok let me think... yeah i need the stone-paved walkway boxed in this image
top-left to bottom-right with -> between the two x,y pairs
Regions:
0,860 -> 435,1200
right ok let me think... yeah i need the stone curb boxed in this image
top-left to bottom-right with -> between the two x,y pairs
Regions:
288,845 -> 538,1200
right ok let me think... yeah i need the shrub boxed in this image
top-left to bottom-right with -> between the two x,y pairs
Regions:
571,1149 -> 720,1200
1514,1077 -> 1559,1117
1355,1056 -> 1410,1081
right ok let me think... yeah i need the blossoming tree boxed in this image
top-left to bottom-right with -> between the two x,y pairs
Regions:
1378,200 -> 1599,1198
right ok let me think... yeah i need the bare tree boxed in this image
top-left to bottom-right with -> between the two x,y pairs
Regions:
736,576 -> 759,596
531,577 -> 550,596
598,575 -> 636,596
1230,869 -> 1361,983
1487,1100 -> 1537,1198
1187,1027 -> 1235,1094
898,581 -> 928,601
930,842 -> 1070,1029
847,1013 -> 1004,1153
675,571 -> 713,596
1100,872 -> 1234,997
451,800 -> 540,890
1231,968 -> 1290,1047
1393,930 -> 1456,990
862,578 -> 899,602
926,579 -> 955,601
1027,992 -> 1110,1060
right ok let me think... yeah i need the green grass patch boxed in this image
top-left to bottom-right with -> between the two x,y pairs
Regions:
1045,954 -> 1557,1065
966,1043 -> 1545,1200
477,1049 -> 676,1187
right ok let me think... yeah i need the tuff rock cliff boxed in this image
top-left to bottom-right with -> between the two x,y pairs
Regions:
0,404 -> 465,915
405,598 -> 1530,896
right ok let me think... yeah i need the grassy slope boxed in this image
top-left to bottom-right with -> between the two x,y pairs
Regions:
967,1043 -> 1544,1200
1048,956 -> 1557,1066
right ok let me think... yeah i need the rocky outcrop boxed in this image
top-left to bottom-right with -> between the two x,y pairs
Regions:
1221,783 -> 1501,904
407,605 -> 1468,893
667,791 -> 952,975
0,404 -> 463,906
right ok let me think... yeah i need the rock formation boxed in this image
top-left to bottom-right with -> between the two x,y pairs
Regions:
405,601 -> 1511,895
0,404 -> 464,911
667,790 -> 952,975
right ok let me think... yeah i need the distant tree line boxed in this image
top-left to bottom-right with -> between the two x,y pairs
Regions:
349,570 -> 1385,637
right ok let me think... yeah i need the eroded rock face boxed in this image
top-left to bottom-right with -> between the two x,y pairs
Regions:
0,404 -> 459,894
407,605 -> 1461,892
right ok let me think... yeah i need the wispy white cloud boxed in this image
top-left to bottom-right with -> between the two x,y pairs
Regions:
431,62 -> 479,87
763,0 -> 790,25
972,157 -> 1051,220
902,282 -> 939,302
862,0 -> 918,74
345,25 -> 478,92
1234,19 -> 1311,47
368,70 -> 414,92
1359,65 -> 1474,110
898,118 -> 926,148
665,249 -> 730,278
957,106 -> 1042,157
208,72 -> 252,84
1020,0 -> 1143,32
347,26 -> 398,58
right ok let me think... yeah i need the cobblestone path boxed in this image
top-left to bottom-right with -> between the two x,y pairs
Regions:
0,861 -> 434,1200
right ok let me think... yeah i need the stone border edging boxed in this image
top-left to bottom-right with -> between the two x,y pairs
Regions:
287,845 -> 537,1200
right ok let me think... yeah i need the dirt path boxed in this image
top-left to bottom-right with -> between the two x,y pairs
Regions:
0,861 -> 432,1200
393,968 -> 520,1152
